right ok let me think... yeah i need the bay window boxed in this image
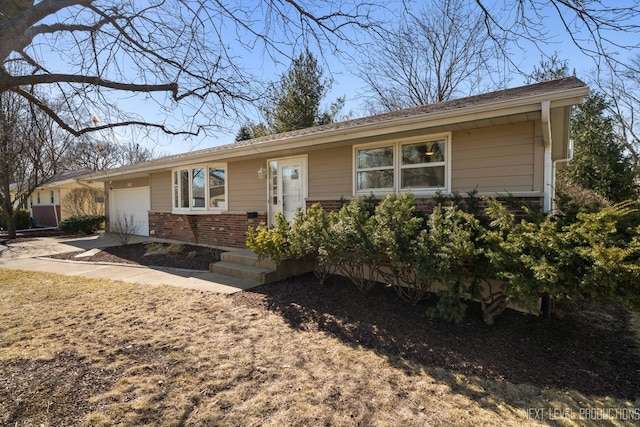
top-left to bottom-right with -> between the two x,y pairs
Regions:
173,164 -> 227,212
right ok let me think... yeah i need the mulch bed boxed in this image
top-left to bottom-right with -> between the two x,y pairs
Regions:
47,242 -> 222,271
231,273 -> 640,400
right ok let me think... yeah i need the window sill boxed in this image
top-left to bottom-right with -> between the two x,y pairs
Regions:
171,209 -> 227,215
354,188 -> 449,198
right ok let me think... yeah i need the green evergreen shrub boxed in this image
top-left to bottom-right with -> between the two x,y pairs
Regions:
288,204 -> 337,283
0,209 -> 30,230
484,199 -> 640,313
371,193 -> 429,303
59,215 -> 105,234
248,192 -> 640,325
423,204 -> 486,322
329,198 -> 378,293
246,212 -> 292,264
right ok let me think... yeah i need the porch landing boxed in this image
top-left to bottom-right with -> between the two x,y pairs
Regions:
209,249 -> 312,285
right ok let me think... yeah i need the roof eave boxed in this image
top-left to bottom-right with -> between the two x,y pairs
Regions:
83,85 -> 589,182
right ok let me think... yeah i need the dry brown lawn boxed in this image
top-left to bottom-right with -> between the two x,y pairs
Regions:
1,269 -> 638,426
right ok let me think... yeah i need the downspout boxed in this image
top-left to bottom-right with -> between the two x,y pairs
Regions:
541,100 -> 553,213
552,139 -> 574,213
53,190 -> 60,227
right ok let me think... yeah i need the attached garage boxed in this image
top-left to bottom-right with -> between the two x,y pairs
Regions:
109,186 -> 151,236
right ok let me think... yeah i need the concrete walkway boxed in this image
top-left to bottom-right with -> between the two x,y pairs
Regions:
0,234 -> 260,294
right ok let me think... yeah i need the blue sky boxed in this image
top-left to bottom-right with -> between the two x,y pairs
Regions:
33,1 -> 638,156
156,1 -> 635,156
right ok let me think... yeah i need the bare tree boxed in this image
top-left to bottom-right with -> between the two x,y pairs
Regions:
0,0 -> 379,138
62,187 -> 104,217
360,0 -> 504,112
0,90 -> 74,238
473,0 -> 640,74
596,59 -> 640,167
66,138 -> 158,171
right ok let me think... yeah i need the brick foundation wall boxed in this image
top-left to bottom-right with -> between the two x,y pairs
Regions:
148,211 -> 267,249
308,196 -> 544,217
32,205 -> 61,227
306,200 -> 343,212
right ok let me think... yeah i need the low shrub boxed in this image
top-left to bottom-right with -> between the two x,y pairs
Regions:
109,211 -> 141,245
0,209 -> 31,231
371,193 -> 428,303
289,204 -> 337,284
59,214 -> 105,234
247,193 -> 640,326
246,212 -> 292,264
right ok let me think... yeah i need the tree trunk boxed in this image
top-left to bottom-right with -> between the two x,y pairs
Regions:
540,293 -> 551,318
6,216 -> 16,239
1,202 -> 17,239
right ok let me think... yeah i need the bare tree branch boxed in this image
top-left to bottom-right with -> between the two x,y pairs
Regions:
473,0 -> 640,74
3,72 -> 178,95
362,0 -> 504,112
1,0 -> 380,138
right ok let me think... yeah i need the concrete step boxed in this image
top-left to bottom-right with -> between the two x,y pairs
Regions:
210,249 -> 314,285
210,261 -> 274,284
220,249 -> 277,270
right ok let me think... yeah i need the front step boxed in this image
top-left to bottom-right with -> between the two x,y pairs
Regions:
209,249 -> 312,285
218,248 -> 277,270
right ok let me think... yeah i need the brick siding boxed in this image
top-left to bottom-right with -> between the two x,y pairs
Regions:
149,195 -> 541,248
32,205 -> 61,227
308,196 -> 543,217
148,211 -> 267,249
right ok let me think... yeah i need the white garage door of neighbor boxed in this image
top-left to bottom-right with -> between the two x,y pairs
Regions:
110,187 -> 151,236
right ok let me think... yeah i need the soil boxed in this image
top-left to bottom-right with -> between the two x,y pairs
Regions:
47,242 -> 222,270
47,243 -> 640,399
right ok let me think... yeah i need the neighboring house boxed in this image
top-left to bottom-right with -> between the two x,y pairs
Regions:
81,77 -> 589,249
29,170 -> 104,227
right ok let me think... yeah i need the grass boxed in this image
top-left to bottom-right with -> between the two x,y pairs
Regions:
1,269 -> 639,426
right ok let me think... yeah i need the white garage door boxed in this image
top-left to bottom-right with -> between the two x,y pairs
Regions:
109,187 -> 151,236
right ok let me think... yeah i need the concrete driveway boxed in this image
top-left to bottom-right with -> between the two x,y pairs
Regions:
0,234 -> 259,294
0,234 -> 144,260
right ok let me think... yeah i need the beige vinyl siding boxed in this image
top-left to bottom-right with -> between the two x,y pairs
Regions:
451,122 -> 537,193
308,146 -> 352,200
533,119 -> 545,191
150,171 -> 172,212
109,177 -> 149,190
228,158 -> 267,213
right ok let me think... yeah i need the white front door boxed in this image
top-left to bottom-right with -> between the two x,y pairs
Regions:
268,156 -> 307,225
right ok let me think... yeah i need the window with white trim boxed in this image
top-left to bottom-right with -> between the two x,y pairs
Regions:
172,164 -> 227,212
354,134 -> 450,195
356,145 -> 394,192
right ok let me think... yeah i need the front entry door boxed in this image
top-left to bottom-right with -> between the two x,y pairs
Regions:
268,156 -> 307,225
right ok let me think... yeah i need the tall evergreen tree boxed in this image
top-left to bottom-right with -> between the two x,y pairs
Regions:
563,94 -> 639,203
263,49 -> 344,134
235,49 -> 344,141
524,53 -> 572,84
234,122 -> 270,142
